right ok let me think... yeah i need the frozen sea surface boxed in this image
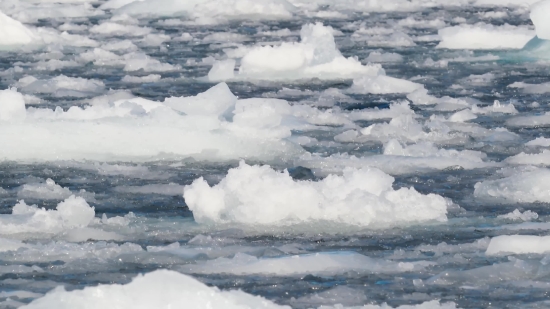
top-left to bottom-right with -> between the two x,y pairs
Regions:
1,0 -> 550,308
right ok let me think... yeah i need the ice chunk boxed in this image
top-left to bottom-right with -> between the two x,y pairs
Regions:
349,75 -> 423,94
526,137 -> 550,147
365,51 -> 404,63
0,196 -> 94,235
17,178 -> 73,200
437,24 -> 535,50
22,269 -> 290,309
486,235 -> 550,255
471,100 -> 518,115
474,168 -> 550,203
531,0 -> 550,40
0,83 -> 303,162
116,0 -> 296,21
508,81 -> 550,93
507,112 -> 550,127
183,161 -> 449,227
497,209 -> 538,221
163,82 -> 237,116
121,74 -> 162,83
207,59 -> 236,82
90,22 -> 152,36
114,183 -> 184,196
181,251 -> 431,275
233,23 -> 384,81
0,88 -> 26,122
15,75 -> 105,98
0,10 -> 38,47
299,143 -> 493,176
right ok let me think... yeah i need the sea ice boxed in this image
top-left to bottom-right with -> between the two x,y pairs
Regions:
486,235 -> 550,255
474,168 -> 550,203
20,269 -> 291,309
0,196 -> 95,236
0,11 -> 38,47
183,161 -> 449,226
212,23 -> 384,81
437,24 -> 535,50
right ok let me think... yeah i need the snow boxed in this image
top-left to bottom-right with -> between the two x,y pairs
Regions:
474,168 -> 550,203
21,269 -> 290,309
531,0 -> 550,40
0,88 -> 26,122
0,85 -> 304,162
497,209 -> 538,221
0,196 -> 95,235
183,161 -> 449,227
226,23 -> 385,81
486,235 -> 550,255
0,10 -> 38,47
116,0 -> 296,21
437,24 -> 535,50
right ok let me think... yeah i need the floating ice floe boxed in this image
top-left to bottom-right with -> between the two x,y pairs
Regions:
207,23 -> 385,81
474,167 -> 550,203
20,269 -> 289,309
16,178 -> 95,201
183,161 -> 450,227
486,235 -> 550,255
15,75 -> 105,98
0,11 -> 38,48
115,0 -> 296,22
181,251 -> 432,276
437,23 -> 535,50
297,141 -> 495,176
506,150 -> 550,166
0,196 -> 94,235
497,209 -> 538,221
531,0 -> 550,40
0,83 -> 306,162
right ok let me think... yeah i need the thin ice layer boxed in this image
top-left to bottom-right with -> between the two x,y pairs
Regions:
183,161 -> 449,227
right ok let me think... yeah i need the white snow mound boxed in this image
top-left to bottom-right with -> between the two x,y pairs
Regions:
20,269 -> 289,309
183,161 -> 449,227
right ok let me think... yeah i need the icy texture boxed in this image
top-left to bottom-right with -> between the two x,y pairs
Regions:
184,161 -> 449,226
0,85 -> 304,162
21,269 -> 289,309
182,251 -> 431,275
0,88 -> 26,122
0,196 -> 95,235
232,23 -> 384,81
531,0 -> 550,40
437,24 -> 535,49
486,235 -> 550,255
497,209 -> 538,221
349,75 -> 423,94
0,11 -> 37,47
474,168 -> 550,203
116,0 -> 296,21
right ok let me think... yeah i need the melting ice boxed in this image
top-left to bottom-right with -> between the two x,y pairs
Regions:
1,0 -> 550,308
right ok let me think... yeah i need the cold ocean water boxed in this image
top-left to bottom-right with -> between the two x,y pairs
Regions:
1,0 -> 550,308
